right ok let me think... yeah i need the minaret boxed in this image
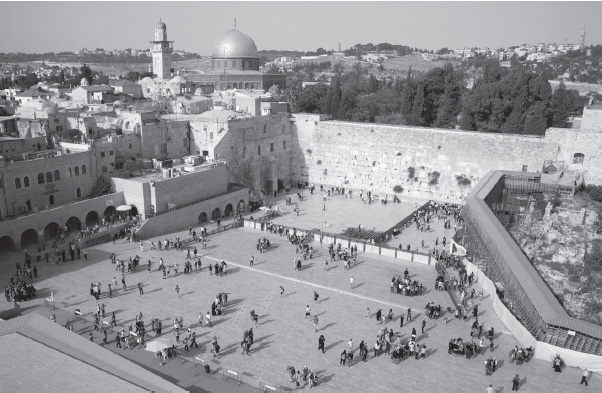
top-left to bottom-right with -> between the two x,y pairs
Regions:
580,26 -> 586,47
150,19 -> 174,79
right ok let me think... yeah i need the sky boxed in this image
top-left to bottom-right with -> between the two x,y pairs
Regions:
2,1 -> 601,55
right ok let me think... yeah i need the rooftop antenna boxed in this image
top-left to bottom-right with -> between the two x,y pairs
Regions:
234,18 -> 237,29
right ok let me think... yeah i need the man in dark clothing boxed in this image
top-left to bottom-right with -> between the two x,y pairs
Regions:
400,314 -> 404,327
115,333 -> 122,348
512,374 -> 520,391
318,335 -> 325,353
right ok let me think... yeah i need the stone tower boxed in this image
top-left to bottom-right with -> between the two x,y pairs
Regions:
580,26 -> 586,46
150,20 -> 174,79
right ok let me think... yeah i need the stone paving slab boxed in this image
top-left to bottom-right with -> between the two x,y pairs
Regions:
2,224 -> 599,392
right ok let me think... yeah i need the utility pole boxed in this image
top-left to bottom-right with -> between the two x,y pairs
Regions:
321,195 -> 326,248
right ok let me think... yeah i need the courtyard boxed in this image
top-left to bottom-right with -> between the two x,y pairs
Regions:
1,194 -> 598,392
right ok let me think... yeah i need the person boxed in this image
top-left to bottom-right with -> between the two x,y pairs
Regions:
422,318 -> 426,333
314,291 -> 319,303
512,374 -> 520,391
305,305 -> 311,319
487,384 -> 494,393
280,286 -> 285,297
580,368 -> 589,386
350,275 -> 354,289
318,335 -> 325,353
313,316 -> 319,332
553,354 -> 563,372
340,349 -> 347,366
250,256 -> 254,266
175,285 -> 180,297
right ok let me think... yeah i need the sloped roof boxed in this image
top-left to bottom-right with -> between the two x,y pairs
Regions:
0,312 -> 185,392
77,86 -> 114,92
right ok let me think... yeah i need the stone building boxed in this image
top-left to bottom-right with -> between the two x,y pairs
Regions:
150,20 -> 174,80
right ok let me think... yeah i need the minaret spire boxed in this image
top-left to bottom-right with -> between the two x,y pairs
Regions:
234,18 -> 237,29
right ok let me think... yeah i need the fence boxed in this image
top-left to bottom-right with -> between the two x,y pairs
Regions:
222,367 -> 242,385
377,199 -> 432,242
259,382 -> 281,392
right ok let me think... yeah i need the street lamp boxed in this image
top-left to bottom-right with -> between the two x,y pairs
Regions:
321,194 -> 326,248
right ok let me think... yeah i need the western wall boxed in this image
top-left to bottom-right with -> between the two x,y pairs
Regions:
289,114 -> 602,202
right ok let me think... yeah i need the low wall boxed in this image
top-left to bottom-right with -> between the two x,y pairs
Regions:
135,189 -> 248,239
463,259 -> 602,373
245,221 -> 431,266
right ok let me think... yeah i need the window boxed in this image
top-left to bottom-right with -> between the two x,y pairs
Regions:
23,176 -> 30,187
46,172 -> 53,183
26,200 -> 31,211
282,125 -> 285,133
210,132 -> 213,140
258,145 -> 261,156
283,140 -> 286,150
38,173 -> 45,184
270,142 -> 274,152
183,137 -> 188,146
49,195 -> 54,205
573,153 -> 585,163
522,165 -> 528,172
56,126 -> 60,131
243,146 -> 246,157
102,166 -> 107,173
76,188 -> 81,198
15,178 -> 21,189
74,166 -> 79,176
263,124 -> 267,133
109,150 -> 114,156
54,170 -> 60,181
128,143 -> 133,149
101,152 -> 105,158
81,165 -> 86,174
67,168 -> 72,178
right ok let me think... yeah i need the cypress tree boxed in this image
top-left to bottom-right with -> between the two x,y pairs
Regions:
410,82 -> 426,126
523,103 -> 547,136
434,73 -> 461,129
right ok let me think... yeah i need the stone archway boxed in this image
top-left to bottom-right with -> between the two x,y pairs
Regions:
224,203 -> 233,217
0,236 -> 15,252
237,199 -> 245,214
104,206 -> 116,219
211,208 -> 221,220
199,212 -> 208,223
66,216 -> 82,233
44,222 -> 61,242
85,211 -> 99,228
21,229 -> 38,249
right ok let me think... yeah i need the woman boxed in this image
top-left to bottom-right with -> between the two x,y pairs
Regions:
339,350 -> 347,366
318,335 -> 325,353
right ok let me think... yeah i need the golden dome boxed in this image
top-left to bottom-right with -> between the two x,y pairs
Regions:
212,28 -> 258,58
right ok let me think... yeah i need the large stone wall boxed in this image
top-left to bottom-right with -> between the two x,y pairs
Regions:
290,115 -> 602,202
580,107 -> 602,131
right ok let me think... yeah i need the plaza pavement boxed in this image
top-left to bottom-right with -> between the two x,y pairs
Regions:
3,222 -> 599,392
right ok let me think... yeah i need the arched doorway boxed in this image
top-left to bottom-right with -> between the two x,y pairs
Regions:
199,212 -> 208,223
44,222 -> 61,242
225,203 -> 233,217
85,211 -> 99,228
545,165 -> 557,174
103,206 -> 116,219
21,229 -> 38,249
211,208 -> 221,220
65,216 -> 82,232
237,199 -> 245,214
0,236 -> 15,252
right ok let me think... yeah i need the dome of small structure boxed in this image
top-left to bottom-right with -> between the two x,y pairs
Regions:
156,20 -> 166,29
80,77 -> 89,86
212,28 -> 258,58
170,75 -> 186,84
140,76 -> 154,84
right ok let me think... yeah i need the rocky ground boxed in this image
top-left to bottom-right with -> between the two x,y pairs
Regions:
510,195 -> 602,325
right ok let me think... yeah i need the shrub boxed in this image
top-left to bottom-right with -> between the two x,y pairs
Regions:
306,148 -> 312,154
323,169 -> 328,175
407,167 -> 415,179
396,152 -> 402,156
317,160 -> 322,165
428,171 -> 440,186
342,226 -> 383,240
456,174 -> 472,187
393,185 -> 403,193
584,185 -> 602,202
372,161 -> 377,167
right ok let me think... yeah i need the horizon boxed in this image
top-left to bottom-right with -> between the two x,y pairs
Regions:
1,2 -> 601,55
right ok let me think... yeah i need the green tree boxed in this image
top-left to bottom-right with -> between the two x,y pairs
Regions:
434,72 -> 461,128
80,63 -> 93,85
295,83 -> 328,113
408,82 -> 426,126
550,81 -> 572,127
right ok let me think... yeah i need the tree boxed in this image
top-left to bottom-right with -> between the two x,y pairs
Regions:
80,63 -> 93,85
550,81 -> 572,127
295,84 -> 328,113
401,67 -> 413,117
434,72 -> 461,128
408,82 -> 426,126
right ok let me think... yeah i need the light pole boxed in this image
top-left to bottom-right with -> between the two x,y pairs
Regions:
321,194 -> 326,248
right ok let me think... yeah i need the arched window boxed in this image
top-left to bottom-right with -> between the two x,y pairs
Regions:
24,176 -> 30,187
15,178 -> 21,189
49,195 -> 55,205
573,153 -> 585,164
210,132 -> 213,140
25,200 -> 31,211
46,172 -> 53,183
81,165 -> 86,175
54,170 -> 60,181
38,173 -> 44,184
74,166 -> 79,176
67,168 -> 72,178
76,188 -> 81,198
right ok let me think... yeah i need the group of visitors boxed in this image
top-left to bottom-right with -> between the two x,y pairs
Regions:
286,366 -> 319,389
390,268 -> 426,297
4,279 -> 37,302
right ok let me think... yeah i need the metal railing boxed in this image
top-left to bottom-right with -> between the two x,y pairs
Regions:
152,185 -> 246,217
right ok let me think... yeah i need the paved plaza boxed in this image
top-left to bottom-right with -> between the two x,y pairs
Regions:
2,206 -> 599,392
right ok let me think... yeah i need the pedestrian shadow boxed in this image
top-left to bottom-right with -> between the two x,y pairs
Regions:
425,324 -> 437,333
286,291 -> 297,297
324,339 -> 343,352
146,288 -> 162,294
494,388 -> 505,393
253,340 -> 273,352
319,297 -> 330,303
425,348 -> 438,358
314,370 -> 335,384
314,311 -> 326,318
260,319 -> 276,326
181,290 -> 195,297
320,322 -> 337,332
496,359 -> 505,370
519,377 -> 527,389
300,263 -> 314,271
354,282 -> 365,289
226,298 -> 244,307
